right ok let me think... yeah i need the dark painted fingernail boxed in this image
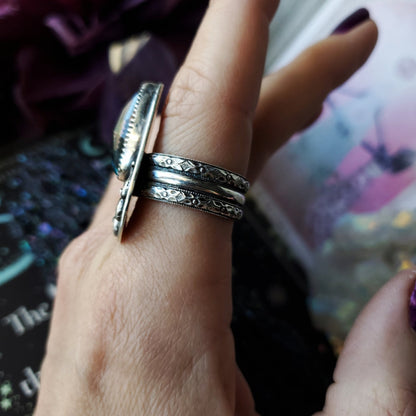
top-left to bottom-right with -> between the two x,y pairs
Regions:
332,8 -> 370,34
410,281 -> 416,331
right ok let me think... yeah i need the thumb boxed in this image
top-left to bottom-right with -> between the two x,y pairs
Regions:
316,267 -> 416,415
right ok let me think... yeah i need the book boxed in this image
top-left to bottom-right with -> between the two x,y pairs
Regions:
255,0 -> 416,338
0,131 -> 112,414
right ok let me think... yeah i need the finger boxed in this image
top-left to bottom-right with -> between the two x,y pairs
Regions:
94,0 -> 280,243
91,15 -> 376,237
155,0 -> 280,175
315,267 -> 416,415
248,19 -> 378,180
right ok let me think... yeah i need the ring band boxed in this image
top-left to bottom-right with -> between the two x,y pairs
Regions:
112,82 -> 250,240
146,153 -> 249,193
139,183 -> 244,220
143,168 -> 246,206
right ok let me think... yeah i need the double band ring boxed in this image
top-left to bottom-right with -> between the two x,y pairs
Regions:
112,82 -> 250,241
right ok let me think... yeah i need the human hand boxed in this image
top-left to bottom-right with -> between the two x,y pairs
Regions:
34,2 -> 381,415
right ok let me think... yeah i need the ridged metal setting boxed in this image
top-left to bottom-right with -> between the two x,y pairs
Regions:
112,82 -> 164,240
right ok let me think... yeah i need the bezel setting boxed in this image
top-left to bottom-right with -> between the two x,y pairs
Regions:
112,82 -> 163,240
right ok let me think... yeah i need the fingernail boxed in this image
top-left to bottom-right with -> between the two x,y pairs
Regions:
409,281 -> 416,331
332,8 -> 370,34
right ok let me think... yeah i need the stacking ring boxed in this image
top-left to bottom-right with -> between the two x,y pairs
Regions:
112,82 -> 249,241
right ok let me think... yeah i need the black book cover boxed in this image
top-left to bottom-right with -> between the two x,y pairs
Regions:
0,130 -> 111,414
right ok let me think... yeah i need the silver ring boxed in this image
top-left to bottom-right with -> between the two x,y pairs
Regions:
146,153 -> 249,193
143,168 -> 246,206
140,183 -> 244,220
112,82 -> 250,240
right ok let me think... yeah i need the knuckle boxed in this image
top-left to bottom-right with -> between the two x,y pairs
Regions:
165,63 -> 216,118
58,233 -> 89,269
57,230 -> 101,276
164,62 -> 252,138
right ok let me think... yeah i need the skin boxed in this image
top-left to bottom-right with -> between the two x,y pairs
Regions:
34,1 -> 416,414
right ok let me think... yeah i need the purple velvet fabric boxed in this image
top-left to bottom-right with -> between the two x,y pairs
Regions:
410,282 -> 416,331
0,0 -> 207,142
